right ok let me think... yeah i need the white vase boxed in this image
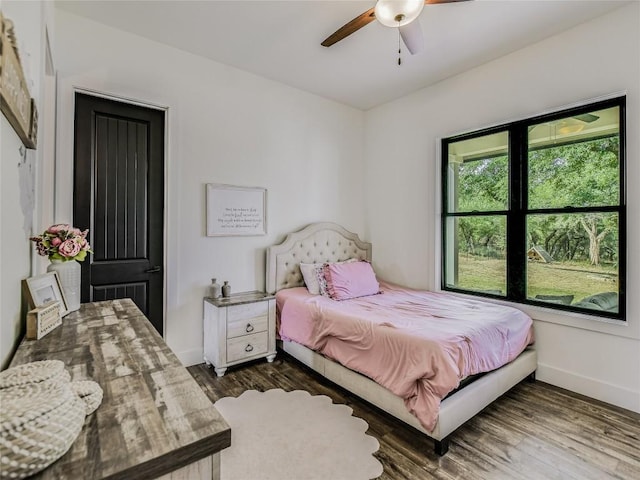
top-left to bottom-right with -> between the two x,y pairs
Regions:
209,278 -> 222,299
47,260 -> 81,312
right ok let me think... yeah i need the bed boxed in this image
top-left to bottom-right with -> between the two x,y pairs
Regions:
266,222 -> 537,455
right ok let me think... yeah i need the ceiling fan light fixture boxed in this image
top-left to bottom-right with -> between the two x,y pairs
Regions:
374,0 -> 425,28
557,121 -> 585,136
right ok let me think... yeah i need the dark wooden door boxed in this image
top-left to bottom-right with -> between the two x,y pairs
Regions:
74,93 -> 165,335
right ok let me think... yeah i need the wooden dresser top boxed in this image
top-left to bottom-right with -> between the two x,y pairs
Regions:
9,299 -> 230,479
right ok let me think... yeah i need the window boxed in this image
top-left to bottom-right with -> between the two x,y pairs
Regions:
442,97 -> 625,320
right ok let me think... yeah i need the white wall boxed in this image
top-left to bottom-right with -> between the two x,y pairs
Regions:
0,1 -> 55,369
364,4 -> 640,412
53,9 -> 365,365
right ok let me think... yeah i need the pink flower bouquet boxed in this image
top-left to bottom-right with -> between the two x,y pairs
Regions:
30,224 -> 92,262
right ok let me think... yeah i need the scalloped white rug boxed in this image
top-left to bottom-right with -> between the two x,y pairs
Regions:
214,389 -> 383,480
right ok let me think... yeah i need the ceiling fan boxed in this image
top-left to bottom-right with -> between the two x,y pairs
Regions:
528,113 -> 600,134
321,0 -> 471,56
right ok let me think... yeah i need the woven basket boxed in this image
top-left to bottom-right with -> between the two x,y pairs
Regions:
70,380 -> 103,415
0,362 -> 102,479
0,360 -> 69,390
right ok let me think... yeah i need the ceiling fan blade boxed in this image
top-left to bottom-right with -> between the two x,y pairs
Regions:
573,113 -> 599,123
399,21 -> 424,55
401,0 -> 469,54
425,0 -> 472,4
321,8 -> 376,47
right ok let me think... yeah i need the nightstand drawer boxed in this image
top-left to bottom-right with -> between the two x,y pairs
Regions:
227,302 -> 268,322
228,315 -> 268,339
227,332 -> 268,363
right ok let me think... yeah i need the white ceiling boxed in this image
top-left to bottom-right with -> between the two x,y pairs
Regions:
55,0 -> 631,110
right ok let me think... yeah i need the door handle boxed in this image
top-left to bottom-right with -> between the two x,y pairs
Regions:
144,266 -> 162,274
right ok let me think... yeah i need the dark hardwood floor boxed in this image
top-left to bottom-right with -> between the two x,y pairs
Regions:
188,351 -> 640,480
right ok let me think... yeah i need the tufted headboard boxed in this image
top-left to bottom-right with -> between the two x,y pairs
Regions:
266,222 -> 372,294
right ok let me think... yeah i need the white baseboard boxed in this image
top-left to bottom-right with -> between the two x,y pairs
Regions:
537,362 -> 640,413
175,348 -> 204,367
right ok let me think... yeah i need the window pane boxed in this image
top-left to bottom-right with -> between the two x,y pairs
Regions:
527,213 -> 619,313
446,131 -> 509,213
444,216 -> 506,295
528,106 -> 620,209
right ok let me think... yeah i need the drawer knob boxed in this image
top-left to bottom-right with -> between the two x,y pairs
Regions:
245,344 -> 254,353
245,323 -> 254,333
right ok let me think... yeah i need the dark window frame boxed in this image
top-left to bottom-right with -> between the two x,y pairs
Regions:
441,96 -> 626,321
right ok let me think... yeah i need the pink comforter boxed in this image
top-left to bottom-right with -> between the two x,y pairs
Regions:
277,282 -> 534,432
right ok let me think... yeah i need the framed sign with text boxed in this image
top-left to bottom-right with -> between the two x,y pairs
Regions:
0,13 -> 37,149
206,184 -> 267,236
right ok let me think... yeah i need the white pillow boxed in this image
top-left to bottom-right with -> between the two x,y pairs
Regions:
300,262 -> 324,295
300,259 -> 357,295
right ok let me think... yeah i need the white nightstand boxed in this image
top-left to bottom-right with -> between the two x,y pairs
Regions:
203,291 -> 277,377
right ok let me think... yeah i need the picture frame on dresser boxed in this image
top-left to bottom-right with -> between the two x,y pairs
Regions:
22,272 -> 69,317
206,183 -> 267,236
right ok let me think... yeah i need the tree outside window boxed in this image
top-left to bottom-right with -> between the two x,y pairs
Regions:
442,98 -> 625,320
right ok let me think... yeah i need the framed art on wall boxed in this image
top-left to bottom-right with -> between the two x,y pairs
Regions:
206,184 -> 267,236
22,272 -> 69,317
0,13 -> 38,149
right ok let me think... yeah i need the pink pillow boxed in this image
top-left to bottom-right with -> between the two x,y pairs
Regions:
322,261 -> 380,301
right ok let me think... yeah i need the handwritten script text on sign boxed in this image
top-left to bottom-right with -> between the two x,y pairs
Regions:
217,207 -> 262,230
